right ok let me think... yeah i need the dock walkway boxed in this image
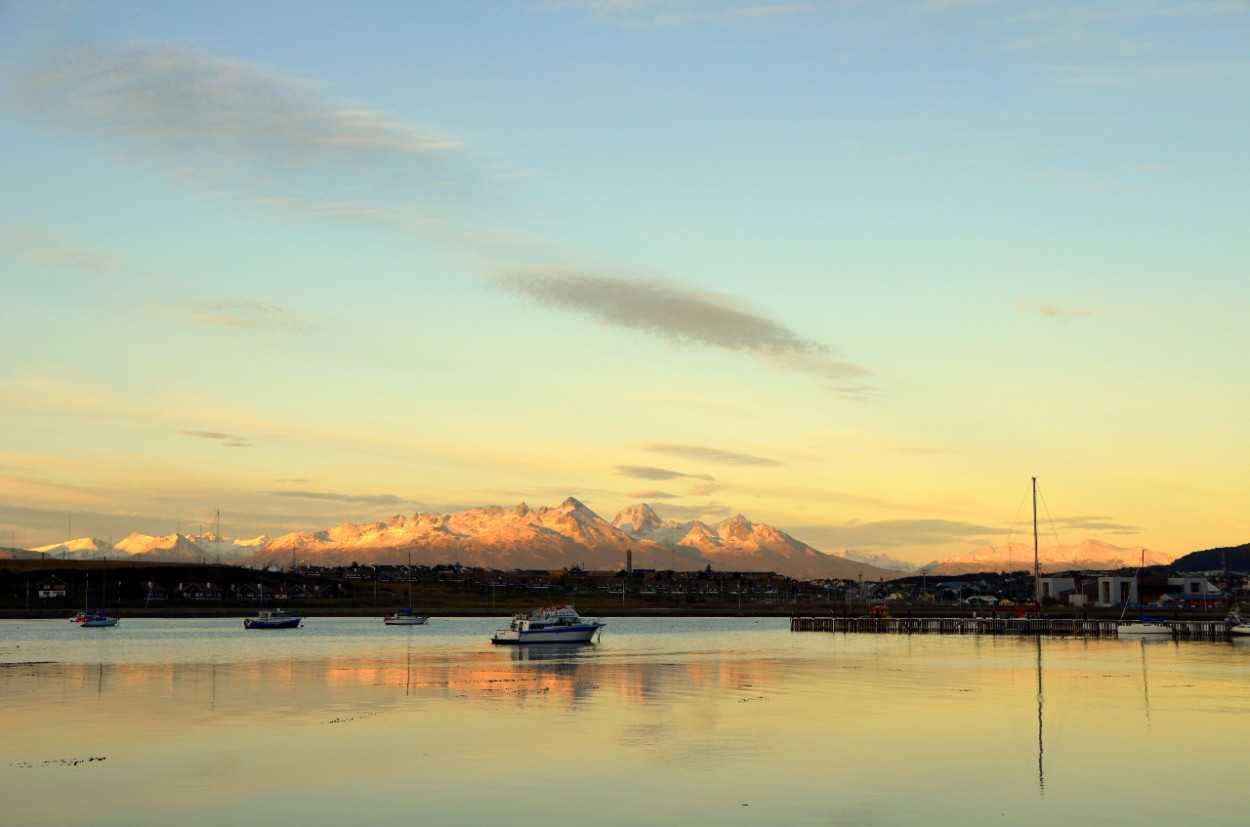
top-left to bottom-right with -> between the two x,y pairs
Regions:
790,615 -> 1232,638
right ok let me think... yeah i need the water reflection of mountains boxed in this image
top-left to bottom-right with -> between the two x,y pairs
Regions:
19,644 -> 777,712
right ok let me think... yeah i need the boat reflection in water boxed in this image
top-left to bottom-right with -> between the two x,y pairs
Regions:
506,643 -> 596,662
490,605 -> 604,645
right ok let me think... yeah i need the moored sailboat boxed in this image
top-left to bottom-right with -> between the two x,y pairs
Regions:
384,550 -> 428,626
1117,551 -> 1173,637
76,564 -> 119,628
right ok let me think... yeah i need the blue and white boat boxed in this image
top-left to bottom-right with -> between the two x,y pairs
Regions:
244,609 -> 302,629
490,604 -> 604,645
78,611 -> 118,628
74,569 -> 118,627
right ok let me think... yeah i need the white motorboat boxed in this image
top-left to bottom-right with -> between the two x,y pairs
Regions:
490,604 -> 604,645
384,608 -> 428,626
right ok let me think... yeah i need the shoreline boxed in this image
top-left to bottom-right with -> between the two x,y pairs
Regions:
1,606 -> 1230,621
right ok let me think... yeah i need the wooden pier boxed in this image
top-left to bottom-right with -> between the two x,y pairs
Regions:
790,615 -> 1234,638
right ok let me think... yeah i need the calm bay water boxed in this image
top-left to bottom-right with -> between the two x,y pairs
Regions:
3,616 -> 1248,826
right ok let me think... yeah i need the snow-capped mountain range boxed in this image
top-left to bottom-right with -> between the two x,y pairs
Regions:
24,498 -> 1174,580
29,499 -> 898,580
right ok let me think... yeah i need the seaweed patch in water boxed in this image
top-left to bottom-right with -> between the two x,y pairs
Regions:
12,756 -> 107,769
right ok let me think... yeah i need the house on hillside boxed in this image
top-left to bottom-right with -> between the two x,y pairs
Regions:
177,582 -> 222,601
275,583 -> 316,601
37,576 -> 68,599
143,582 -> 168,602
233,583 -> 265,601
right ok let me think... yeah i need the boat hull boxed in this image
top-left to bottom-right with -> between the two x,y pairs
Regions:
244,616 -> 302,629
1117,621 -> 1173,636
1229,625 -> 1250,636
384,609 -> 428,625
384,616 -> 429,625
491,624 -> 603,645
79,616 -> 118,628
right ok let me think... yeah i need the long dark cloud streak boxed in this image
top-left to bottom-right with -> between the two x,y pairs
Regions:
613,465 -> 714,481
268,490 -> 414,507
494,270 -> 871,388
7,40 -> 871,391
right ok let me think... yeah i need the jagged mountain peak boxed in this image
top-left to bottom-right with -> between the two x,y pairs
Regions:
558,496 -> 596,516
718,514 -> 756,540
613,503 -> 664,532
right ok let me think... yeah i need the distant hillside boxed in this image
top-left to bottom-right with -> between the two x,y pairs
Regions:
1170,542 -> 1250,572
921,539 -> 1173,576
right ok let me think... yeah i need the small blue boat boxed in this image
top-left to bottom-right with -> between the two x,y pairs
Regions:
78,611 -> 119,628
244,609 -> 302,629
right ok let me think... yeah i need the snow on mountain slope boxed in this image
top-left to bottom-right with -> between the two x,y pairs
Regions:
24,500 -> 1176,581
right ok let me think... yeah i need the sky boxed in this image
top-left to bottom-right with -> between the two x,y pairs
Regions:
1,0 -> 1247,564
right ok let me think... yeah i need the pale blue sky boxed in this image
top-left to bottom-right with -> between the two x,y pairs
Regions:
2,1 -> 1247,562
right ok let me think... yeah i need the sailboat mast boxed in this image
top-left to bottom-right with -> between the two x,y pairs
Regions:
1032,476 -> 1041,606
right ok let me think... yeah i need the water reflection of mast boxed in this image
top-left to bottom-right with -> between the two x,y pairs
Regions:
406,630 -> 414,697
1035,635 -> 1044,796
1139,639 -> 1152,724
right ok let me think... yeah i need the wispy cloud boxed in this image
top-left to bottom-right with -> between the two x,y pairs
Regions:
624,489 -> 680,499
493,269 -> 871,391
170,299 -> 308,332
1020,299 -> 1094,320
0,227 -> 126,275
613,465 -> 715,481
796,518 -> 1009,551
645,500 -> 736,522
1053,58 -> 1250,88
638,442 -> 783,467
178,429 -> 253,448
1049,514 -> 1141,535
267,490 -> 415,507
543,1 -> 812,29
8,42 -> 458,163
4,41 -> 483,226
